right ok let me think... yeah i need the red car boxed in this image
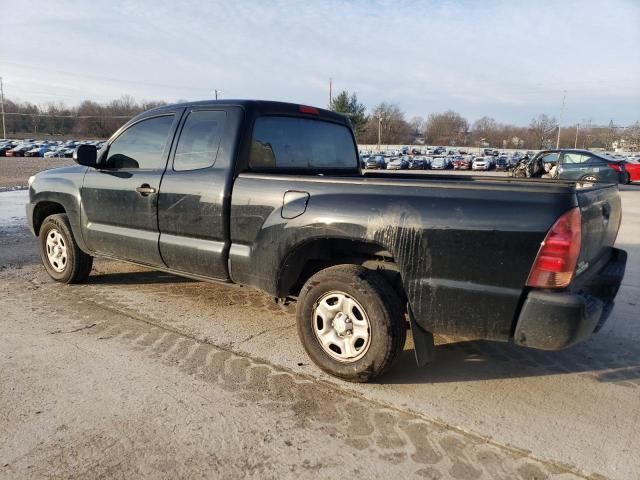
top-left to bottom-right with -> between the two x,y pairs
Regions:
453,157 -> 471,170
625,159 -> 640,183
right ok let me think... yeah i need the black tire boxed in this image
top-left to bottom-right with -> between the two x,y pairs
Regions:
296,264 -> 406,382
39,214 -> 93,284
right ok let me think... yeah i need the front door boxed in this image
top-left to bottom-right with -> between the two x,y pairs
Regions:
80,113 -> 181,266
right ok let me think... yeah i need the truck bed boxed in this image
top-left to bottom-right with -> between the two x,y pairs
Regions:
229,171 -> 620,340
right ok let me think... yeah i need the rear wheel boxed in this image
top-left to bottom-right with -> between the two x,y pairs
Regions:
39,214 -> 93,284
296,265 -> 406,382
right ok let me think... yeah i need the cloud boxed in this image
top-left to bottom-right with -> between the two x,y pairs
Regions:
2,0 -> 638,125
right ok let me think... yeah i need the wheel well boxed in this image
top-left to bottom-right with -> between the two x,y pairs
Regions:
278,238 -> 405,302
33,202 -> 66,235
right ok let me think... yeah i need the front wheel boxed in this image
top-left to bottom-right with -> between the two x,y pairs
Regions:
296,265 -> 406,382
39,214 -> 93,283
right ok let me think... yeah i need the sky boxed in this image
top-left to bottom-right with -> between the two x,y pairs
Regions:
1,0 -> 639,126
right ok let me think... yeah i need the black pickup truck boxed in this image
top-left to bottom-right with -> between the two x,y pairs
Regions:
26,100 -> 627,382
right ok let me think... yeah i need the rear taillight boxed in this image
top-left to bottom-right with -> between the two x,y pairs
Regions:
526,207 -> 581,288
608,163 -> 621,172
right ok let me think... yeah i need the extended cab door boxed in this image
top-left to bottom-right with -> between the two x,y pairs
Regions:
156,106 -> 243,279
80,112 -> 181,265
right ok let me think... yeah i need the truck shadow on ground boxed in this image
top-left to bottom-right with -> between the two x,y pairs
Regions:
384,335 -> 640,388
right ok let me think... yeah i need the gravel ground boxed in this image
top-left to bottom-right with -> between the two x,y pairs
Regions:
0,157 -> 73,189
0,179 -> 638,478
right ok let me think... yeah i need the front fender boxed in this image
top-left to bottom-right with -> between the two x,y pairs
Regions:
28,166 -> 90,254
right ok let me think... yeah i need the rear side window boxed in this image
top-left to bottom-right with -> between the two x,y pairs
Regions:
249,116 -> 357,170
106,115 -> 174,169
174,110 -> 226,171
562,153 -> 590,164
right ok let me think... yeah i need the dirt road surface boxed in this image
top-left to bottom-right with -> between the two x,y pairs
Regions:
0,158 -> 73,189
0,184 -> 638,479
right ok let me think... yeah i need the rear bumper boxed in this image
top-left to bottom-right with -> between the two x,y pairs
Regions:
513,248 -> 627,350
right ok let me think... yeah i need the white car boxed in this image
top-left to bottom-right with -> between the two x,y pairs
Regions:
472,157 -> 490,171
44,148 -> 67,158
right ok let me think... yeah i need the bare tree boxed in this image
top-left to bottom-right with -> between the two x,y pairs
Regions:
424,111 -> 469,146
529,114 -> 558,149
360,102 -> 412,145
409,116 -> 425,137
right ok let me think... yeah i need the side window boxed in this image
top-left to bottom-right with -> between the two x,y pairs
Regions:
105,115 -> 174,169
540,152 -> 559,164
562,153 -> 590,164
249,116 -> 357,170
173,110 -> 226,171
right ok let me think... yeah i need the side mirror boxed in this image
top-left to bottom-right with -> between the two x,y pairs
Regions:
73,144 -> 97,168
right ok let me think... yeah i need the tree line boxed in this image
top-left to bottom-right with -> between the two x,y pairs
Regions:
330,90 -> 639,150
2,95 -> 167,139
3,92 -> 639,151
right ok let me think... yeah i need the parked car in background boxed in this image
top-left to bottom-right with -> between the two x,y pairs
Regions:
0,143 -> 17,156
552,150 -> 628,184
6,144 -> 34,157
44,148 -> 68,158
365,155 -> 387,169
409,156 -> 429,169
625,157 -> 640,183
495,156 -> 511,171
387,156 -> 410,170
514,149 -> 628,184
472,157 -> 490,171
62,147 -> 77,158
430,156 -> 451,170
25,145 -> 53,157
453,156 -> 471,170
24,147 -> 42,157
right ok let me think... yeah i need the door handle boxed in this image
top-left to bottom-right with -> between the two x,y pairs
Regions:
135,184 -> 157,196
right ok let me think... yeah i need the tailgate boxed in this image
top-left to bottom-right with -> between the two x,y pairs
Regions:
575,184 -> 621,278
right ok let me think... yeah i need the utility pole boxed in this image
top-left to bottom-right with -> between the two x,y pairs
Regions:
0,77 -> 6,139
329,77 -> 333,108
556,90 -> 567,149
574,124 -> 579,148
213,89 -> 221,100
378,117 -> 382,150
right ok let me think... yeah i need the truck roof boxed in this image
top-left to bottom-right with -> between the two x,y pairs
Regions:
139,99 -> 349,125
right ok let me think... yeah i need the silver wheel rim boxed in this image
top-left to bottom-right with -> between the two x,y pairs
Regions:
45,228 -> 68,272
312,291 -> 371,362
